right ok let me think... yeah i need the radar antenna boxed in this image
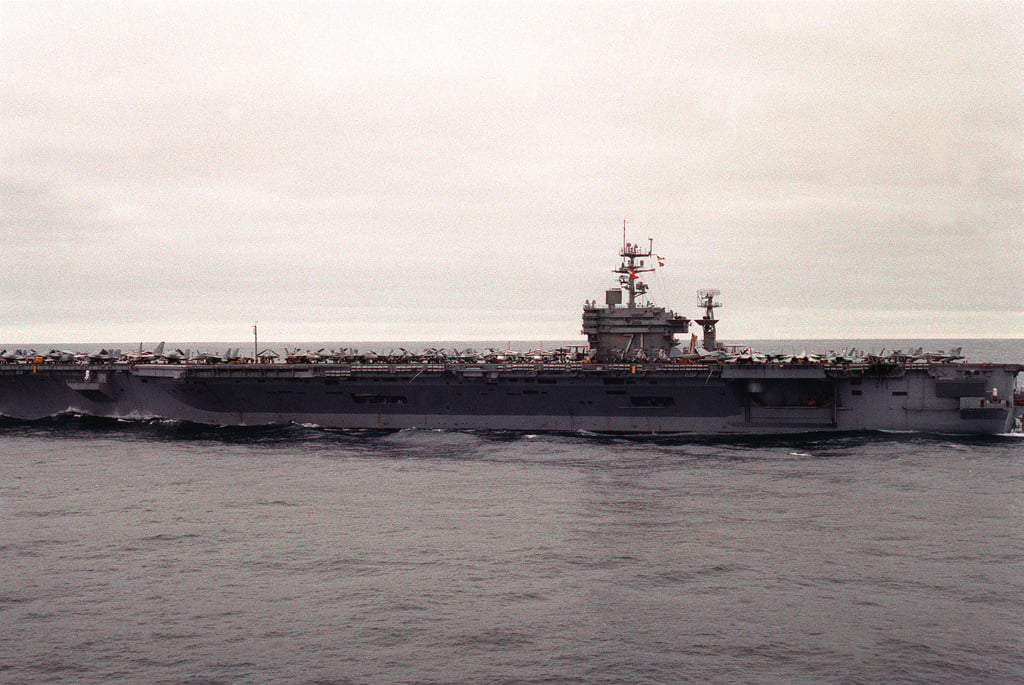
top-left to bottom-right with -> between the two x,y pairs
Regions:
696,289 -> 722,350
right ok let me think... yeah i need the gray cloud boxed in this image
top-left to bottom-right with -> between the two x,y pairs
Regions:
2,0 -> 1021,341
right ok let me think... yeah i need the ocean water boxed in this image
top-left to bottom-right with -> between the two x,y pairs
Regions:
2,423 -> 1022,684
2,339 -> 1023,683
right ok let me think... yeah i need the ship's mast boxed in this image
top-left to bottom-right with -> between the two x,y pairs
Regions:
696,289 -> 721,350
615,224 -> 655,308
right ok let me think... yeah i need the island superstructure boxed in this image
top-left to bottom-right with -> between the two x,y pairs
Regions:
1,236 -> 1020,434
582,238 -> 691,362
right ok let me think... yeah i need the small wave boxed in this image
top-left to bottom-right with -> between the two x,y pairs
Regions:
140,533 -> 201,543
13,509 -> 82,518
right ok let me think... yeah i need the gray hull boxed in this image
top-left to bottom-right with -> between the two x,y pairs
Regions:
1,361 -> 1019,434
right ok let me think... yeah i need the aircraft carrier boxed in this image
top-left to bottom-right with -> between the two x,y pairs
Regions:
1,237 -> 1021,434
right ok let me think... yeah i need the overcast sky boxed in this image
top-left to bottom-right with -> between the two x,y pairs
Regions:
2,0 -> 1022,343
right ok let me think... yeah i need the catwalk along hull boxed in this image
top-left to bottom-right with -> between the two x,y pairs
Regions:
1,361 -> 1019,434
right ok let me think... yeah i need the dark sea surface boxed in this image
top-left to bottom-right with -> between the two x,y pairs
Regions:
2,339 -> 1022,684
2,426 -> 1022,684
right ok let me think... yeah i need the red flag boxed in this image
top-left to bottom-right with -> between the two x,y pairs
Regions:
656,255 -> 664,267
630,270 -> 638,279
